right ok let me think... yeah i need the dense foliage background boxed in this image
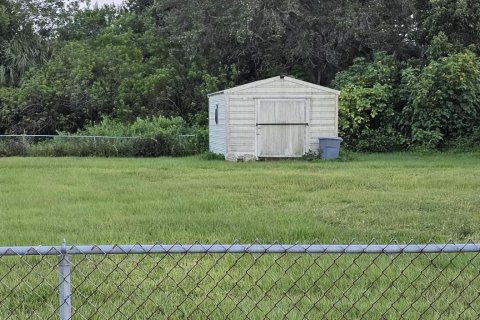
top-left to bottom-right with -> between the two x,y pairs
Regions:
1,0 -> 480,152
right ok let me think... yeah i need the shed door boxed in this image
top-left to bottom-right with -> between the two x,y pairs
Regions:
256,100 -> 308,157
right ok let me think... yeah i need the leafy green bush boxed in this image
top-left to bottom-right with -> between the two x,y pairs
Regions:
74,116 -> 207,157
334,53 -> 398,89
0,140 -> 27,156
338,83 -> 395,148
442,128 -> 480,152
190,126 -> 209,153
402,51 -> 480,148
335,49 -> 480,152
335,52 -> 400,151
354,128 -> 405,152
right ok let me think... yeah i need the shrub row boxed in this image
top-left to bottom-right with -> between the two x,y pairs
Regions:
0,116 -> 208,157
336,48 -> 480,152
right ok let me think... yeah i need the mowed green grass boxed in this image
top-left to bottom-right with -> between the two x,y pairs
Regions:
1,153 -> 480,319
0,153 -> 479,245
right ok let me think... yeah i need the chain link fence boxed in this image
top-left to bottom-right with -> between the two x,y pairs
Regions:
1,242 -> 479,319
0,134 -> 201,157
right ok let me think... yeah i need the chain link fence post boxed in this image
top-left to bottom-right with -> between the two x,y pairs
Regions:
58,240 -> 72,320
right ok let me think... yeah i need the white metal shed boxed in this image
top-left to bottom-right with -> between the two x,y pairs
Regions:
208,75 -> 340,161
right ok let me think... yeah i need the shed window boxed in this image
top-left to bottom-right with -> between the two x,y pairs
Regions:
215,104 -> 219,124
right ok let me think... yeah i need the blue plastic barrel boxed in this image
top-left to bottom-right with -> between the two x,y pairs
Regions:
318,137 -> 343,160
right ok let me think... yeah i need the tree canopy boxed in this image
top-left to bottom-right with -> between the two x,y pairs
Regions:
1,0 -> 480,151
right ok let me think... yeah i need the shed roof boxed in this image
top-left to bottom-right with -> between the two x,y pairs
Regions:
207,76 -> 340,97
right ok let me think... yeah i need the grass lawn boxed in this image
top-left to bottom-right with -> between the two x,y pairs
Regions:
1,153 -> 480,319
0,152 -> 479,245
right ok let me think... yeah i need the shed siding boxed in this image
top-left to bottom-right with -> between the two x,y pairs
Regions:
309,95 -> 338,151
227,97 -> 256,155
208,94 -> 227,154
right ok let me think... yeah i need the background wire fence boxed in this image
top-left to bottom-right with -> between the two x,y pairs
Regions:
0,134 -> 202,157
1,242 -> 479,319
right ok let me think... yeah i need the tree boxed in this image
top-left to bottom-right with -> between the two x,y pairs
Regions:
0,0 -> 11,39
418,0 -> 480,53
0,0 -> 77,87
125,0 -> 154,14
1,10 -> 210,134
154,0 -> 421,86
56,4 -> 119,42
0,1 -> 47,86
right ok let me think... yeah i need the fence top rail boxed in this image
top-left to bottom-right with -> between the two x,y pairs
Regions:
0,243 -> 479,256
0,134 -> 144,139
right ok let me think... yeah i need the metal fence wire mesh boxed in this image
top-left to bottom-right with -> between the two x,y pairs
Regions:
0,242 -> 479,319
0,134 -> 200,157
